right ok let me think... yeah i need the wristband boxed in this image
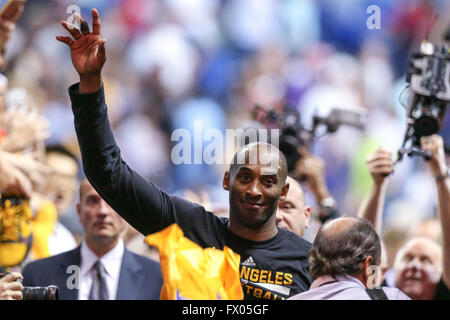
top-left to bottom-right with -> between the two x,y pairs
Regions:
434,168 -> 449,182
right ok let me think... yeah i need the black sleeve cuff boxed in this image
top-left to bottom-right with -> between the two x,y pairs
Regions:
68,82 -> 105,117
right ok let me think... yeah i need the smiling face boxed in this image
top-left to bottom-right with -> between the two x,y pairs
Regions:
223,143 -> 289,230
394,238 -> 442,300
77,179 -> 127,244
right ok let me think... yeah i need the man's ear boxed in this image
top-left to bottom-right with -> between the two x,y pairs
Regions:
223,171 -> 230,191
361,255 -> 376,286
304,205 -> 311,229
279,182 -> 290,201
363,255 -> 374,273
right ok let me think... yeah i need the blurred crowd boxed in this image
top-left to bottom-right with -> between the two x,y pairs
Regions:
0,0 -> 449,300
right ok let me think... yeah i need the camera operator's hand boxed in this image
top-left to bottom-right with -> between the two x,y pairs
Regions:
421,135 -> 448,179
294,146 -> 329,200
421,134 -> 450,287
357,146 -> 393,235
294,147 -> 337,223
57,9 -> 106,93
365,146 -> 393,186
0,272 -> 23,300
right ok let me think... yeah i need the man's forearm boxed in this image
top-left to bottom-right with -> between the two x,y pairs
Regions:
357,182 -> 387,235
436,177 -> 450,287
69,83 -> 172,236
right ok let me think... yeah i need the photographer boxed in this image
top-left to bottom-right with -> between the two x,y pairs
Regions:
358,134 -> 450,299
0,272 -> 23,300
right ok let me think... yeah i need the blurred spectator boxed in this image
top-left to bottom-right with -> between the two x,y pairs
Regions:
22,178 -> 163,300
276,176 -> 311,238
37,145 -> 80,251
358,135 -> 450,299
393,237 -> 446,300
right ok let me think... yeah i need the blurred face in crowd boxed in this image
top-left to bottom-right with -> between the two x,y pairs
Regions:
43,152 -> 79,214
223,143 -> 289,229
276,176 -> 311,236
394,238 -> 442,300
77,179 -> 127,244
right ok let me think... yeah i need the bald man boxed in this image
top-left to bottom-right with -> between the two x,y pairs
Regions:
59,10 -> 312,300
289,217 -> 410,300
394,237 -> 448,300
276,176 -> 311,237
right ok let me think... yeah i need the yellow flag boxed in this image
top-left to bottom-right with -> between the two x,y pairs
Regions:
145,224 -> 243,300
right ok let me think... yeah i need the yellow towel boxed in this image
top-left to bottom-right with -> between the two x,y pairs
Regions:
0,196 -> 33,268
29,199 -> 57,260
145,224 -> 243,300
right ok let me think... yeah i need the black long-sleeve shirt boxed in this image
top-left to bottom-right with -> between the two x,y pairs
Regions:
69,83 -> 312,300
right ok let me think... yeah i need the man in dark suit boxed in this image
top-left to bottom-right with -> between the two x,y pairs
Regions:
22,178 -> 163,300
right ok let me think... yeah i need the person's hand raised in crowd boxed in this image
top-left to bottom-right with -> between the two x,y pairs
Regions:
365,146 -> 393,186
0,272 -> 23,300
0,150 -> 51,198
57,8 -> 106,93
294,146 -> 329,200
0,19 -> 14,68
2,151 -> 51,187
0,0 -> 26,68
421,134 -> 448,179
0,109 -> 50,153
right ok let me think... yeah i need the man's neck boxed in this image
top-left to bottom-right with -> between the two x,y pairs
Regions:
228,217 -> 278,242
85,237 -> 119,258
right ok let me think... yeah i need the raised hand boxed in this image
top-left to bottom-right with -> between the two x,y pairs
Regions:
421,134 -> 448,179
365,146 -> 393,186
0,109 -> 50,153
0,151 -> 33,198
56,8 -> 106,93
0,0 -> 26,68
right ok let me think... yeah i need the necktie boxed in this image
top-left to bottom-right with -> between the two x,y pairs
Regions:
89,260 -> 109,300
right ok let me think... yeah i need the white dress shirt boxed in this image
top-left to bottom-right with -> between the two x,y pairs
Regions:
78,239 -> 124,300
48,222 -> 77,255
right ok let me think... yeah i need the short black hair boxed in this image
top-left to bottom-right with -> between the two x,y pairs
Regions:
309,217 -> 381,279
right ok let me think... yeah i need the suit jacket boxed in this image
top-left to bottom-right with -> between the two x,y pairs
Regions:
22,245 -> 163,300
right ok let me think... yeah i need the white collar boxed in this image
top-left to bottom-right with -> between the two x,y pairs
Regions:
80,238 -> 124,278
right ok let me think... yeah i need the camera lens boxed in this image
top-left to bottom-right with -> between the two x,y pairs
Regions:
22,285 -> 59,300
